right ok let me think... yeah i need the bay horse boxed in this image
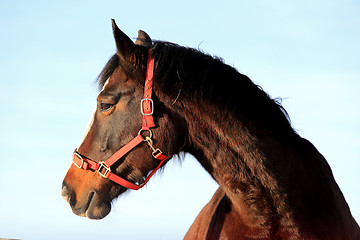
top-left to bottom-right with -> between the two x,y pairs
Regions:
62,19 -> 360,239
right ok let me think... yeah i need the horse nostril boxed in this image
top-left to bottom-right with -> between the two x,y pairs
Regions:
61,182 -> 71,202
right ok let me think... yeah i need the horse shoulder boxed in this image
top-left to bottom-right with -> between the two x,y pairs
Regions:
184,187 -> 237,240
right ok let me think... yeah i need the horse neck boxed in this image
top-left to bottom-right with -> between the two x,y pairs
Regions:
181,100 -> 356,238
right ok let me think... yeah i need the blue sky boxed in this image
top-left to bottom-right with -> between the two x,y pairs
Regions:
0,0 -> 359,239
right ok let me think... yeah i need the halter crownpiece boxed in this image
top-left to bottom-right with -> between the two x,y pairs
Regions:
72,49 -> 172,190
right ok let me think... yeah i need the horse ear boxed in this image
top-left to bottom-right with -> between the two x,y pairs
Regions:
135,30 -> 152,47
111,19 -> 136,61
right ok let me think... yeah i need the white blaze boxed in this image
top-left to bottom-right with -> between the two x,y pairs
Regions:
102,77 -> 110,91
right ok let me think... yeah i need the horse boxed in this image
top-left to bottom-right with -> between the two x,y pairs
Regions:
61,19 -> 360,239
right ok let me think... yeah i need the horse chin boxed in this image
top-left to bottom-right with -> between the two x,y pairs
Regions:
85,201 -> 111,220
71,191 -> 112,220
84,186 -> 128,219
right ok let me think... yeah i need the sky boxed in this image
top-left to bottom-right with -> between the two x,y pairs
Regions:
0,0 -> 359,239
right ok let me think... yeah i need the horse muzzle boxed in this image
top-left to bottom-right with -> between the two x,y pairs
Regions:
61,181 -> 111,220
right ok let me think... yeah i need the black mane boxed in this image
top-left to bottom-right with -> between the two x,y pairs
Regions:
151,41 -> 297,143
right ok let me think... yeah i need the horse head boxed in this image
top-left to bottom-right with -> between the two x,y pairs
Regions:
61,20 -> 185,219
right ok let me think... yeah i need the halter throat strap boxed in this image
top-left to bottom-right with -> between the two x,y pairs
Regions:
72,49 -> 171,190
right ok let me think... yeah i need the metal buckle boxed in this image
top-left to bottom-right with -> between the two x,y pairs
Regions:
97,162 -> 111,178
152,148 -> 163,158
73,151 -> 84,169
140,98 -> 154,116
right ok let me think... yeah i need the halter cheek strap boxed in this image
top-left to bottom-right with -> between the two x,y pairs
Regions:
72,49 -> 172,190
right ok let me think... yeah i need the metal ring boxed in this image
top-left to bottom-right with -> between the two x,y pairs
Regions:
73,151 -> 84,169
138,129 -> 153,141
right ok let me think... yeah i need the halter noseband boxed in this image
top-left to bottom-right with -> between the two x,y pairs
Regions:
72,49 -> 172,190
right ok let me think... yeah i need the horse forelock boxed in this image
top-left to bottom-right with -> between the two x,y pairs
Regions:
96,54 -> 120,90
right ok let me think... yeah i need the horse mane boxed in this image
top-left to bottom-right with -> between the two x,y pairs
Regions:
151,41 -> 298,143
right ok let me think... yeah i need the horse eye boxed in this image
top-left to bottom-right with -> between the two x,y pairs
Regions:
100,103 -> 114,112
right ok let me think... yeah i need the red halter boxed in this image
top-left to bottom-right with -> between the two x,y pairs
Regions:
72,49 -> 172,190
